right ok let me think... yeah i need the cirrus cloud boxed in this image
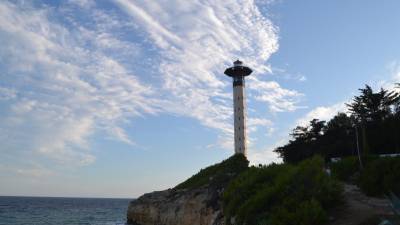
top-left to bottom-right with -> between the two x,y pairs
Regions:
0,0 -> 303,170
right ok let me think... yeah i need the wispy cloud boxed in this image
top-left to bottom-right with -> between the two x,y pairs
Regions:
115,0 -> 300,146
0,0 -> 303,169
247,137 -> 286,165
68,0 -> 95,9
249,78 -> 304,112
379,61 -> 400,89
0,87 -> 16,100
296,60 -> 400,129
0,1 -> 157,166
247,117 -> 273,134
296,102 -> 347,127
0,160 -> 54,179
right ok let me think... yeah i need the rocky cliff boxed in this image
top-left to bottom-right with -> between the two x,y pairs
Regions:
126,154 -> 249,225
126,187 -> 225,225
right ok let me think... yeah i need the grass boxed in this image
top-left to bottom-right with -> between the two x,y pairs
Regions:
174,154 -> 249,190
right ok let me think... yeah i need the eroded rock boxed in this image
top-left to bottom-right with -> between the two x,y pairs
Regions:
127,187 -> 225,225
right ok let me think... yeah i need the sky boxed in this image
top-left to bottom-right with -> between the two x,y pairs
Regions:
1,0 -> 400,198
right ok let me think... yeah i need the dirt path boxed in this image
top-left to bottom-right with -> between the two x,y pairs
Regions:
327,184 -> 394,225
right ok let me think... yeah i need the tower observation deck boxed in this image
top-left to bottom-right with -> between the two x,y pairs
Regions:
224,60 -> 252,156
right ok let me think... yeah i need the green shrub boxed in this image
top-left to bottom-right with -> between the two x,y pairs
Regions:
359,156 -> 400,196
223,156 -> 343,225
268,199 -> 327,225
330,157 -> 360,181
330,155 -> 379,182
175,154 -> 249,190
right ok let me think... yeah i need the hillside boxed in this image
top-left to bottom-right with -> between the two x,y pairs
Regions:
127,155 -> 345,225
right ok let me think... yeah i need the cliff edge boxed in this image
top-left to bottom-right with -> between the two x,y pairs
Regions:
126,187 -> 224,225
126,154 -> 249,225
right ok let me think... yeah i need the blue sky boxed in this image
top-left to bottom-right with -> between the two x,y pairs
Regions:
1,0 -> 400,198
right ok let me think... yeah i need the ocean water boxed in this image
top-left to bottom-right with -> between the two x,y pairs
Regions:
0,196 -> 132,225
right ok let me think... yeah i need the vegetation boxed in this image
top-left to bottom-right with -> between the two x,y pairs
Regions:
275,84 -> 400,164
330,155 -> 378,181
175,154 -> 344,225
330,156 -> 360,182
174,83 -> 400,224
174,154 -> 249,190
330,155 -> 400,196
223,156 -> 343,225
359,156 -> 400,196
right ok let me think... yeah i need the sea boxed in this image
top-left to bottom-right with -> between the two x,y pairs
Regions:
0,196 -> 132,225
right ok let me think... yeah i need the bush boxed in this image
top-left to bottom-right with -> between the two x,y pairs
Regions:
268,199 -> 327,225
223,156 -> 343,225
359,156 -> 400,196
330,157 -> 360,182
330,155 -> 379,182
175,154 -> 249,190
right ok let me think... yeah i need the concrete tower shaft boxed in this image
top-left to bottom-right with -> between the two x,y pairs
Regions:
224,60 -> 252,156
233,81 -> 247,155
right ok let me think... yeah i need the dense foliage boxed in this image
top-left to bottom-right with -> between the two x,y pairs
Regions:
330,157 -> 360,182
223,156 -> 343,225
331,156 -> 400,196
175,154 -> 249,190
330,155 -> 378,181
275,84 -> 400,163
359,157 -> 400,196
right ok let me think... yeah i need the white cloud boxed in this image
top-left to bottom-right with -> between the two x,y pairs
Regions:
0,1 -> 157,166
0,87 -> 17,100
0,162 -> 54,179
270,66 -> 307,82
115,0 -> 181,48
299,75 -> 307,82
0,0 -> 303,170
295,60 -> 400,130
115,0 -> 299,146
68,0 -> 95,9
296,102 -> 347,127
247,117 -> 273,133
248,149 -> 282,165
249,78 -> 303,112
247,138 -> 286,165
379,61 -> 400,90
16,166 -> 55,178
249,100 -> 349,166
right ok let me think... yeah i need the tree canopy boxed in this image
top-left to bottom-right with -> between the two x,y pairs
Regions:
275,84 -> 400,163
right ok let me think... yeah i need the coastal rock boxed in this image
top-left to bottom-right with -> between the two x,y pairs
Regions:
127,187 -> 225,225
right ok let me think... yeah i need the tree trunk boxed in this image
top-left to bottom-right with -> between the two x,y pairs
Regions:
361,123 -> 370,155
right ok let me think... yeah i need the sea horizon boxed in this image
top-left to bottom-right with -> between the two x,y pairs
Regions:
0,196 -> 131,225
0,195 -> 134,200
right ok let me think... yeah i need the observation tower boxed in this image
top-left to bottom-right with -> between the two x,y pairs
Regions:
224,60 -> 252,156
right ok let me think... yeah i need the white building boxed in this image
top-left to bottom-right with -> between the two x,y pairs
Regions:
224,60 -> 252,156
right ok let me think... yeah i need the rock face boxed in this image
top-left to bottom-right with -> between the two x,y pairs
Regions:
127,187 -> 225,225
126,154 -> 249,225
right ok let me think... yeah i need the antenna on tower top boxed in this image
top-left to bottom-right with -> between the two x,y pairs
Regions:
233,59 -> 243,67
